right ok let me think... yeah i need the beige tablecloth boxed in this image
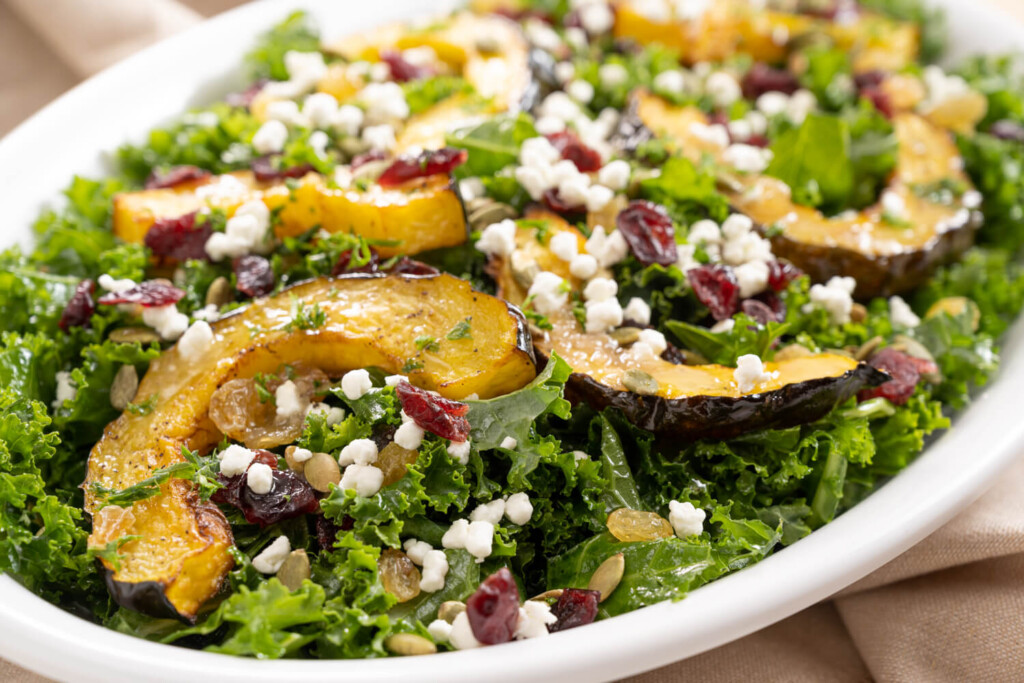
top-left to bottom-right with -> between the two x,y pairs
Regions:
3,1 -> 1024,681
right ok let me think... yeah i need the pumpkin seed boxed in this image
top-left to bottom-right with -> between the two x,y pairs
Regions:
587,553 -> 625,603
529,589 -> 564,602
284,445 -> 307,475
109,326 -> 161,344
275,549 -> 310,591
467,198 -> 517,233
475,35 -> 501,54
339,136 -> 370,159
855,336 -> 884,362
678,349 -> 709,365
110,365 -> 139,411
384,633 -> 437,657
510,250 -> 539,290
893,335 -> 943,383
205,276 -> 233,308
437,601 -> 466,624
926,296 -> 980,332
849,303 -> 868,323
622,369 -> 659,396
303,452 -> 341,492
714,170 -> 745,193
609,326 -> 642,346
774,344 -> 813,361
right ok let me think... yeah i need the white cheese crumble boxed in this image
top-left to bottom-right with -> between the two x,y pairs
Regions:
807,276 -> 856,324
549,232 -> 579,262
441,519 -> 470,549
265,99 -> 307,128
889,296 -> 921,329
403,538 -> 433,565
419,549 -> 449,593
306,402 -> 346,425
177,320 -> 213,361
585,227 -> 629,267
723,144 -> 772,174
428,619 -> 452,643
274,380 -> 303,418
302,92 -> 338,129
623,297 -> 652,325
470,499 -> 506,525
514,600 -> 558,640
205,199 -> 273,262
499,436 -> 518,450
584,277 -> 617,302
340,369 -> 372,400
246,462 -> 274,494
252,120 -> 288,154
598,159 -> 631,190
252,535 -> 291,574
734,260 -> 770,299
638,329 -> 668,356
447,439 -> 472,465
668,500 -> 706,538
361,123 -> 396,151
449,611 -> 481,650
705,71 -> 742,108
599,63 -> 628,88
357,82 -> 409,125
653,69 -> 686,95
527,271 -> 569,316
554,61 -> 576,85
338,438 -> 378,467
567,79 -> 595,104
339,464 -> 384,497
733,354 -> 778,394
881,190 -> 908,222
585,298 -> 624,333
98,274 -> 136,293
332,104 -> 364,137
394,421 -> 425,450
141,304 -> 190,341
475,219 -> 517,258
504,492 -> 534,525
569,253 -> 599,280
579,1 -> 615,34
384,374 -> 406,388
219,444 -> 256,477
465,520 -> 495,561
52,370 -> 76,410
290,447 -> 313,463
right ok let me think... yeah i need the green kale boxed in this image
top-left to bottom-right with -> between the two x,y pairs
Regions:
445,113 -> 538,177
245,11 -> 320,82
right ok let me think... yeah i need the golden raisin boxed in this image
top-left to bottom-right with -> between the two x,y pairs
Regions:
379,549 -> 421,603
377,442 -> 420,486
606,508 -> 674,542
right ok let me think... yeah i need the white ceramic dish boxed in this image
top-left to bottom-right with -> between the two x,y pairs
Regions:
1,1 -> 1022,681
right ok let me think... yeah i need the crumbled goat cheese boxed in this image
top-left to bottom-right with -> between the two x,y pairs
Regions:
889,296 -> 921,329
419,549 -> 449,593
734,260 -> 770,298
573,450 -> 591,462
569,253 -> 599,280
579,1 -> 615,34
527,271 -> 569,316
309,130 -> 329,158
441,519 -> 470,549
524,18 -> 564,53
470,499 -> 506,525
599,63 -> 629,88
332,104 -> 365,137
668,500 -> 706,538
504,492 -> 534,525
219,444 -> 255,477
632,0 -> 671,22
583,277 -> 617,302
623,297 -> 652,325
395,421 -> 425,450
733,354 -> 778,393
585,227 -> 629,267
447,439 -> 472,465
246,462 -> 274,494
688,219 -> 722,245
807,276 -> 856,324
653,69 -> 687,95
500,436 -> 518,450
274,380 -> 303,418
723,144 -> 772,173
252,535 -> 291,574
340,369 -> 372,400
554,61 -> 576,85
549,231 -> 579,262
428,619 -> 453,643
586,184 -> 614,212
920,65 -> 971,113
567,79 -> 595,104
690,122 -> 730,148
705,71 -> 742,108
638,329 -> 668,356
404,539 -> 433,565
339,464 -> 384,498
711,318 -> 736,334
52,370 -> 76,409
449,612 -> 481,650
357,82 -> 409,125
459,177 -> 485,203
177,320 -> 213,360
881,190 -> 907,221
284,50 -> 327,88
98,274 -> 136,293
361,123 -> 396,151
475,219 -> 517,258
252,120 -> 288,154
290,447 -> 313,463
598,159 -> 631,190
465,520 -> 495,561
303,92 -> 339,129
265,99 -> 308,128
514,600 -> 558,640
195,173 -> 248,202
205,199 -> 272,261
338,438 -> 378,467
142,304 -> 190,340
306,402 -> 345,425
585,298 -> 624,333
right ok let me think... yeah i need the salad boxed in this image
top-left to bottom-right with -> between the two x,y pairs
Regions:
3,0 -> 1024,660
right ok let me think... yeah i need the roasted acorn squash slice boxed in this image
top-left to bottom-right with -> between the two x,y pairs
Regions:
487,210 -> 886,439
112,171 -> 468,257
85,274 -> 536,620
629,91 -> 980,298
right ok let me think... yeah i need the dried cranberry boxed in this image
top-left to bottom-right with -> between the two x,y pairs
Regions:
251,449 -> 278,468
546,131 -> 603,173
377,148 -> 468,187
853,70 -> 887,91
616,200 -> 678,267
97,280 -> 185,308
395,381 -> 470,442
226,79 -> 268,108
801,0 -> 858,20
351,150 -> 388,170
542,188 -> 585,214
59,279 -> 96,332
466,568 -> 521,645
389,256 -> 440,276
233,255 -> 275,298
145,165 -> 211,190
766,260 -> 803,292
251,155 -> 315,183
380,49 -> 432,83
332,249 -> 381,276
315,515 -> 352,550
990,119 -> 1024,144
862,87 -> 894,119
548,588 -> 600,633
687,265 -> 740,321
212,454 -> 319,527
144,211 -> 212,262
857,347 -> 936,406
741,298 -> 780,325
742,63 -> 800,100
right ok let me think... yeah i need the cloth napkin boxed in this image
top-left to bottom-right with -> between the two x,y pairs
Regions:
3,1 -> 1024,680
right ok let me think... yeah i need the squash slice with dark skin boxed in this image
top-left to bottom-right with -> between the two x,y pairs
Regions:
629,90 -> 981,298
85,273 -> 536,621
112,171 -> 467,257
486,210 -> 887,439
